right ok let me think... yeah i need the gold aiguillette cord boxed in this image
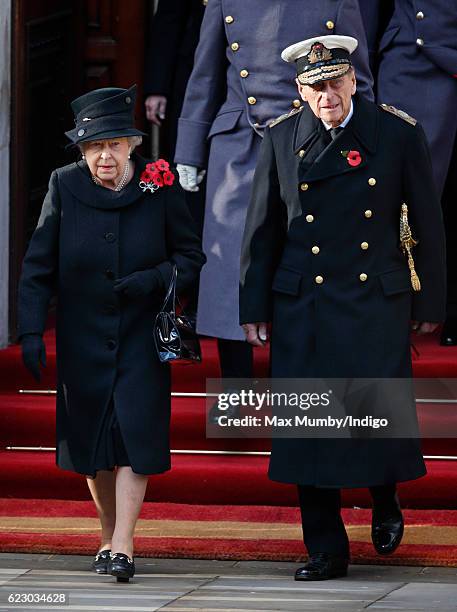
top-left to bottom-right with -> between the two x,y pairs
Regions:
400,203 -> 421,292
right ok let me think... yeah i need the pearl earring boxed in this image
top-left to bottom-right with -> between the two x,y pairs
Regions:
82,154 -> 85,160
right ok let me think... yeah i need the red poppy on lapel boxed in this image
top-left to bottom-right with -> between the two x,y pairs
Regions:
341,149 -> 362,167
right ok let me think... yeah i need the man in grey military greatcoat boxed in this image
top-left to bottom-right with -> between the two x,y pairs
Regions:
174,0 -> 373,391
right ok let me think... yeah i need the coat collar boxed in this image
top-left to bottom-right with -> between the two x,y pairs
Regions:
294,93 -> 379,182
58,153 -> 150,209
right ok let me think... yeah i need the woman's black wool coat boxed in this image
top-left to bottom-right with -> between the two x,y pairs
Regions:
18,156 -> 206,476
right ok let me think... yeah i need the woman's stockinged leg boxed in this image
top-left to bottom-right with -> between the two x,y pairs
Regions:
86,470 -> 117,552
111,466 -> 148,558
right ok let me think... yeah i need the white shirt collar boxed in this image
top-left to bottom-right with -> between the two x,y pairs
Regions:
322,99 -> 354,131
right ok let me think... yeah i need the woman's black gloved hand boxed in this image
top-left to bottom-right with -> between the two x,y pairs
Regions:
113,270 -> 162,298
21,333 -> 47,382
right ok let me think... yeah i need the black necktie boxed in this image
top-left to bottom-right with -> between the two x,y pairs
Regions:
330,126 -> 343,140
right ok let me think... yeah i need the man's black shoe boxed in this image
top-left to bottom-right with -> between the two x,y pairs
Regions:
372,497 -> 404,555
294,553 -> 348,581
440,318 -> 457,346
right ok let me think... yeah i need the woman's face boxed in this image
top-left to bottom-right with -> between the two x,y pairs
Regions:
83,138 -> 131,187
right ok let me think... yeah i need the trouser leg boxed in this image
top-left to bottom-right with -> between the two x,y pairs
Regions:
217,338 -> 254,380
297,485 -> 350,558
369,483 -> 400,518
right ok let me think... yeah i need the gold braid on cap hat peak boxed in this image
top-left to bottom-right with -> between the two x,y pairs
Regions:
298,63 -> 351,85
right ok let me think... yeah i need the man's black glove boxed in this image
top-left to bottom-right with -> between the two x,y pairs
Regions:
113,270 -> 162,298
21,333 -> 46,382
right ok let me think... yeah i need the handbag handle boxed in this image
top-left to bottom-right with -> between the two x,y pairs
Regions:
161,264 -> 178,315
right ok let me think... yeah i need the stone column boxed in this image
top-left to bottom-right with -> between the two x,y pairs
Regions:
0,0 -> 11,348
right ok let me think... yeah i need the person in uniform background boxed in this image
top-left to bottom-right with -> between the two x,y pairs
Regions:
174,0 -> 373,407
18,86 -> 205,583
376,0 -> 457,345
240,36 -> 445,580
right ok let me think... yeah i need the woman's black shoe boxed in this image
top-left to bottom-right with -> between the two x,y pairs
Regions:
91,549 -> 111,574
108,552 -> 135,582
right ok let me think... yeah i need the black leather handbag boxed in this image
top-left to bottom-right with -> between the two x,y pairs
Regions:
153,265 -> 202,363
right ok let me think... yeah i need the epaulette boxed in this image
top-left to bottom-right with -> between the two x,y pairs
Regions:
269,106 -> 303,128
379,103 -> 417,126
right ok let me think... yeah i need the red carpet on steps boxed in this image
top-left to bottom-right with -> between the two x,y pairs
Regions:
0,499 -> 456,567
0,327 -> 456,565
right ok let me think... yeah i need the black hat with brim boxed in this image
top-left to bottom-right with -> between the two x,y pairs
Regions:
65,84 -> 147,147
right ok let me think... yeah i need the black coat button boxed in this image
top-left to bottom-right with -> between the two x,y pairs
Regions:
105,269 -> 115,280
104,232 -> 116,243
106,339 -> 117,350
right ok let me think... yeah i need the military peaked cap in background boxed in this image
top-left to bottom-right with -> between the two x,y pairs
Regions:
282,35 -> 358,85
65,84 -> 146,145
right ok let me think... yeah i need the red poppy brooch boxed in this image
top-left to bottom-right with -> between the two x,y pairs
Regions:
341,149 -> 362,167
139,159 -> 175,193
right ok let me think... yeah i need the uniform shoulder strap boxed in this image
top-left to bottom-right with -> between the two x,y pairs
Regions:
379,103 -> 417,126
269,106 -> 303,128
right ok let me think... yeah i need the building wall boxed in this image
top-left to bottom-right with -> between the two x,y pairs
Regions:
0,0 -> 11,348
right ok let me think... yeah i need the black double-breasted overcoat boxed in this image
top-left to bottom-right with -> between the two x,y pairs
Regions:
18,156 -> 205,476
240,93 -> 446,488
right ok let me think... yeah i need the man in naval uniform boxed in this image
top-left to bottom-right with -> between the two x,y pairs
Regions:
240,35 -> 446,580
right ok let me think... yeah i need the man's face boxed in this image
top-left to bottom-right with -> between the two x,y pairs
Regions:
297,70 -> 356,127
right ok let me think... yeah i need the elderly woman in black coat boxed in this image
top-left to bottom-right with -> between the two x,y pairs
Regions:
18,85 -> 205,582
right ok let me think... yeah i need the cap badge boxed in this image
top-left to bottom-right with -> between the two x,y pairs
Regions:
308,42 -> 333,64
82,117 -> 91,122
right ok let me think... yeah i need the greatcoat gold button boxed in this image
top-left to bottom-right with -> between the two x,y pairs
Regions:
298,149 -> 305,158
292,99 -> 301,108
416,38 -> 424,46
306,214 -> 314,223
315,275 -> 324,284
368,177 -> 376,186
416,11 -> 424,19
326,20 -> 335,30
360,273 -> 368,282
248,96 -> 257,105
225,15 -> 234,23
364,210 -> 373,218
312,246 -> 320,255
240,69 -> 249,78
361,242 -> 369,250
231,42 -> 239,51
300,183 -> 309,191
